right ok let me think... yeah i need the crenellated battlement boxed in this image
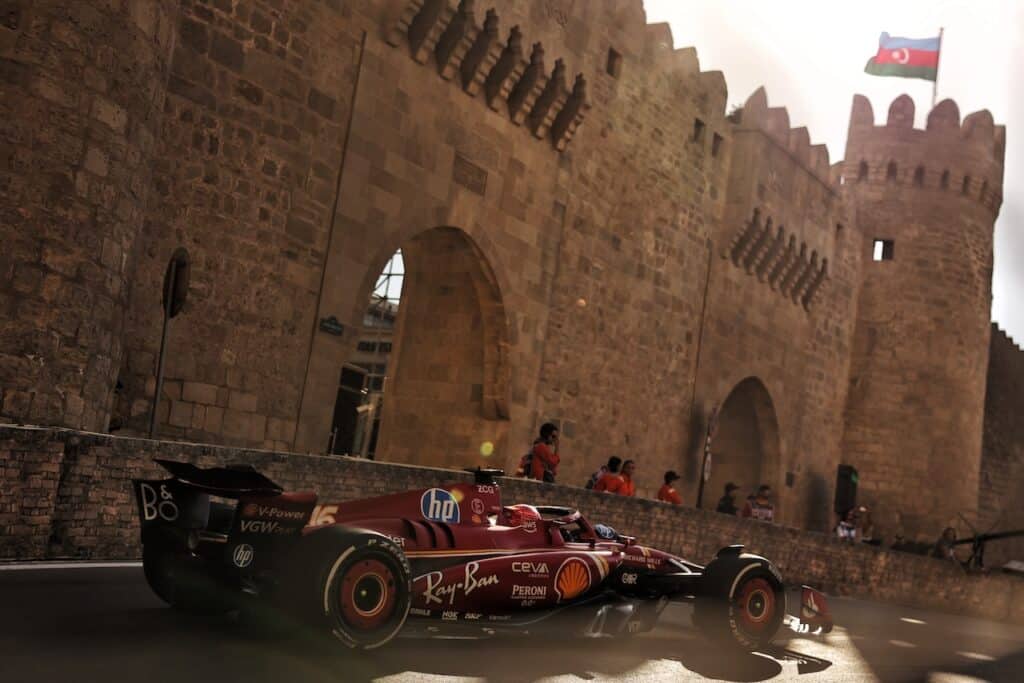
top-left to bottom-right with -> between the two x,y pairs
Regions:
842,94 -> 1005,214
642,22 -> 729,120
992,322 -> 1023,355
731,87 -> 832,186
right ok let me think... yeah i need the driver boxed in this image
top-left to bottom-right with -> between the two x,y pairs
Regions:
502,503 -> 542,529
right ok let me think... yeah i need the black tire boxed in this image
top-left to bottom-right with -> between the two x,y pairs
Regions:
287,527 -> 412,650
693,553 -> 786,651
142,538 -> 233,615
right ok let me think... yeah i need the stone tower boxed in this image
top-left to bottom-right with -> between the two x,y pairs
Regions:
0,1 -> 179,430
841,94 -> 1005,540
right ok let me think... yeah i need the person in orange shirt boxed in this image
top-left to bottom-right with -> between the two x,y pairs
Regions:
529,423 -> 560,482
657,470 -> 683,505
595,459 -> 636,496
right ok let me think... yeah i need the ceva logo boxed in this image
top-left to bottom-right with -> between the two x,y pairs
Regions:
421,488 -> 460,523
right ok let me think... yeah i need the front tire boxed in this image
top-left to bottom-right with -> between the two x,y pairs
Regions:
694,553 -> 786,651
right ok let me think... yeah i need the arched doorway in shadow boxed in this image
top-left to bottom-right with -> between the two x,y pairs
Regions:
336,226 -> 511,469
702,377 -> 782,513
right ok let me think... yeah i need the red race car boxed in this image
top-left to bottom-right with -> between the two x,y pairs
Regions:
133,461 -> 833,650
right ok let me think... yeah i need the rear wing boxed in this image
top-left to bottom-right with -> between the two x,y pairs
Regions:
132,460 -> 317,570
149,458 -> 284,496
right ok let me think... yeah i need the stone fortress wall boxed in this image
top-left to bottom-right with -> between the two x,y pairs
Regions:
0,0 -> 1017,545
980,325 -> 1024,567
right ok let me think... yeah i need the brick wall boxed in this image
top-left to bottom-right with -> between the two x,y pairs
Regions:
3,424 -> 1024,625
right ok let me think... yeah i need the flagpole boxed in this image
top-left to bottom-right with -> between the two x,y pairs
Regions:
932,27 -> 944,109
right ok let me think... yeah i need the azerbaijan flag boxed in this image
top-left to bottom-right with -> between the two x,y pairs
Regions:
864,33 -> 940,81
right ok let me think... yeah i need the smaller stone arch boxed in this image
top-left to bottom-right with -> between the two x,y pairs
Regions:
886,161 -> 898,182
941,169 -> 950,189
703,377 -> 783,517
857,160 -> 869,182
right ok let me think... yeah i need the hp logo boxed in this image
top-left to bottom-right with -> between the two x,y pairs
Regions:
232,543 -> 254,568
420,488 -> 460,523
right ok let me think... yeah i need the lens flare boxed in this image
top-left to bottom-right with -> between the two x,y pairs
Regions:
480,441 -> 494,457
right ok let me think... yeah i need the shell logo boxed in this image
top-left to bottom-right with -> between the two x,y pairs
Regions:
554,557 -> 592,602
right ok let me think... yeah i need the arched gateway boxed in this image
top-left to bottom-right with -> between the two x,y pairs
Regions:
702,377 -> 782,515
330,227 -> 511,469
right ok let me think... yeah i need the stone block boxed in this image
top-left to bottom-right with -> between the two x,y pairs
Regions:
222,408 -> 249,438
248,414 -> 267,442
83,146 -> 109,177
204,406 -> 224,433
228,390 -> 259,413
210,32 -> 245,72
191,405 -> 206,430
91,96 -> 128,134
182,382 -> 219,405
168,400 -> 192,428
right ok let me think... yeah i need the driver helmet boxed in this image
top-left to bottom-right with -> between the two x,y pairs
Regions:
503,504 -> 541,528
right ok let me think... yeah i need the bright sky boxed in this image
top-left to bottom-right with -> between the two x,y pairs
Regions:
645,0 -> 1024,343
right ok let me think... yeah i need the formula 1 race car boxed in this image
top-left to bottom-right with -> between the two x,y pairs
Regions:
133,461 -> 833,651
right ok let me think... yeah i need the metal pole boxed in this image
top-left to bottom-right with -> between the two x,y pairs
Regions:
148,270 -> 175,439
293,29 -> 368,452
693,240 -> 714,509
932,27 -> 944,109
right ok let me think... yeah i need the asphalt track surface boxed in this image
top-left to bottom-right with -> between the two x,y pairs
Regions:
2,563 -> 1023,682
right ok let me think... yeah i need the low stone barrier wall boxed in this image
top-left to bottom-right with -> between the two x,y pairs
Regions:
3,424 -> 1023,624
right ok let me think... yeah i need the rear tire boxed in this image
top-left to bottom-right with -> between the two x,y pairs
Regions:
694,554 -> 785,651
287,527 -> 411,650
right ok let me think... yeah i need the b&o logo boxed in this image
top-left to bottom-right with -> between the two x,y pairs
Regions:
232,543 -> 254,568
420,488 -> 460,523
139,483 -> 179,522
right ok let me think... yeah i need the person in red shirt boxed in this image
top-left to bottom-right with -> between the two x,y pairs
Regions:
529,423 -> 560,482
595,459 -> 636,496
741,484 -> 775,522
657,470 -> 683,505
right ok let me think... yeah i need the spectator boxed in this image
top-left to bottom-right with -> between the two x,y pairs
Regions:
527,423 -> 559,483
595,459 -> 636,496
836,508 -> 858,541
856,506 -> 880,545
657,471 -> 683,505
741,484 -> 775,522
585,456 -> 622,490
715,482 -> 740,515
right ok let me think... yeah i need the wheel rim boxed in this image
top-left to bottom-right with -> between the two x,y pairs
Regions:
338,559 -> 397,630
735,577 -> 776,634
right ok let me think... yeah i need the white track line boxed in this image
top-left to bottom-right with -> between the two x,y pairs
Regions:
0,561 -> 142,571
